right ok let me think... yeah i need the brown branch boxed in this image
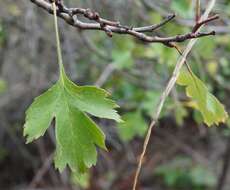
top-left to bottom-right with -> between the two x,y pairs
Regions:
192,14 -> 219,32
133,14 -> 176,32
195,0 -> 201,23
30,0 -> 218,46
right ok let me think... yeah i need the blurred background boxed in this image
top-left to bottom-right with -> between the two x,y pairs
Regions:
0,0 -> 230,189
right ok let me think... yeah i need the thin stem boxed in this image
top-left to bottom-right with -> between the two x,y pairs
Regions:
132,0 -> 216,189
52,2 -> 65,84
196,0 -> 201,23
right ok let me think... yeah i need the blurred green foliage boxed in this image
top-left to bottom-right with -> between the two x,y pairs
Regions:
111,34 -> 229,140
112,37 -> 135,69
154,156 -> 217,190
84,2 -> 230,145
0,79 -> 7,94
0,147 -> 8,162
118,111 -> 147,141
0,20 -> 6,46
171,0 -> 193,18
141,91 -> 174,118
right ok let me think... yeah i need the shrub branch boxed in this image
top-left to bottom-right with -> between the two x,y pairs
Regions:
31,0 -> 218,47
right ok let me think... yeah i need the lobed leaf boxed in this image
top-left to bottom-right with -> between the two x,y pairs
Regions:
24,71 -> 121,173
177,69 -> 228,126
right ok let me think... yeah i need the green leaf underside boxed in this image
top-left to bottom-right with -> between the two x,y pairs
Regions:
24,72 -> 121,173
177,69 -> 228,126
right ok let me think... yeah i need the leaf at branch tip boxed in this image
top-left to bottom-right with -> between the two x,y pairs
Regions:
177,69 -> 228,126
23,71 -> 121,173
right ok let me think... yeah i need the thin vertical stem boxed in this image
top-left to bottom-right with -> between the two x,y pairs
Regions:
132,0 -> 216,189
196,0 -> 201,23
52,2 -> 65,83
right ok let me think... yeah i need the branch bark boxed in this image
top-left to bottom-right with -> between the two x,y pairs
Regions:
30,0 -> 217,47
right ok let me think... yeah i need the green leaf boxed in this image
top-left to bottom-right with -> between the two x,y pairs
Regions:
24,71 -> 121,173
177,69 -> 228,126
24,3 -> 121,174
117,111 -> 147,142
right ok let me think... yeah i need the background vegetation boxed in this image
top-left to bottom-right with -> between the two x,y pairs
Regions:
0,0 -> 230,189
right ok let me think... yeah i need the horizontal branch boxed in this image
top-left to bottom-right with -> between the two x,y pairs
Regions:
30,0 -> 218,46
